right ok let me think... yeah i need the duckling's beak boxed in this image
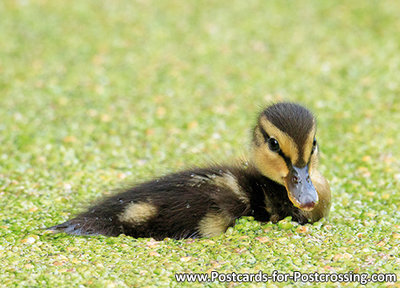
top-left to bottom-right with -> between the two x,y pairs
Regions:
284,165 -> 318,211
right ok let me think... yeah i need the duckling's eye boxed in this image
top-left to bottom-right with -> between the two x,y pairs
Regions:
267,138 -> 280,152
311,138 -> 317,154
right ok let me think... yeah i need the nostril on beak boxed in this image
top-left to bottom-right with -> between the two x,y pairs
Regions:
292,175 -> 300,184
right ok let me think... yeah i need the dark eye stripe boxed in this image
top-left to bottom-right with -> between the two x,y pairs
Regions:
259,124 -> 292,170
305,139 -> 317,165
279,150 -> 292,169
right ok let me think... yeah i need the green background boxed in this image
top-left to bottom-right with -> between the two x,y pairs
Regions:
1,0 -> 399,287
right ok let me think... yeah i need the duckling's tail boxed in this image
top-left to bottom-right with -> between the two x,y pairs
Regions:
47,216 -> 122,237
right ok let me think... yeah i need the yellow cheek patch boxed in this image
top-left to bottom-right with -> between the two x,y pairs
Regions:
118,202 -> 158,224
252,145 -> 289,185
259,117 -> 299,164
309,147 -> 319,172
302,124 -> 316,164
198,212 -> 232,238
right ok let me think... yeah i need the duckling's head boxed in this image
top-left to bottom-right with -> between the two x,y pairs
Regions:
252,102 -> 320,211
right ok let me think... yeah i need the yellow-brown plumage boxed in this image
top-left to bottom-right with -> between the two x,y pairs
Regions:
48,102 -> 331,239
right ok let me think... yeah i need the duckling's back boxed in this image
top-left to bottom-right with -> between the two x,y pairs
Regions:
48,166 -> 252,240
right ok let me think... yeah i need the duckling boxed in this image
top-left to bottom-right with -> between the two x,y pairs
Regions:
48,102 -> 331,240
